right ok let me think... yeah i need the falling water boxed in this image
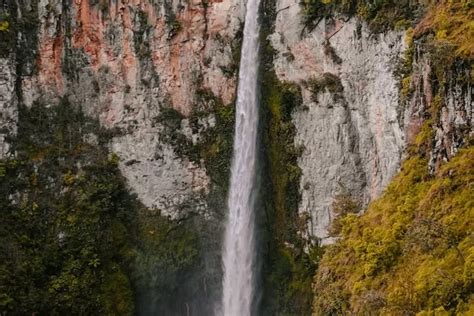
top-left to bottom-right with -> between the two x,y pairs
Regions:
221,0 -> 261,315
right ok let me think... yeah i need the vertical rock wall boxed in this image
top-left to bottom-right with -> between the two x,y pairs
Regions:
3,0 -> 244,218
271,0 -> 406,241
2,0 -> 471,241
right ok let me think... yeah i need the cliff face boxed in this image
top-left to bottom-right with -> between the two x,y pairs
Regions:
1,0 -> 471,239
405,49 -> 472,171
270,0 -> 472,241
0,57 -> 17,157
272,0 -> 406,240
1,0 -> 244,219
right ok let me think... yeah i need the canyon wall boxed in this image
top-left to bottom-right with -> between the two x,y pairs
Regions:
1,0 -> 244,219
1,0 -> 471,240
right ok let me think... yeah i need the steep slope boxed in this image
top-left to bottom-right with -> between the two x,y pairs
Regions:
0,1 -> 243,314
314,146 -> 474,315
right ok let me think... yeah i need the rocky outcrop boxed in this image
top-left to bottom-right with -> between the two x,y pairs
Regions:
404,48 -> 472,171
0,57 -> 17,158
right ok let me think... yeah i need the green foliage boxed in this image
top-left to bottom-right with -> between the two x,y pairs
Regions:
0,1 -> 39,66
149,93 -> 234,313
0,20 -> 9,31
196,94 -> 235,190
0,100 -> 203,314
300,0 -> 421,33
414,0 -> 474,59
0,11 -> 13,57
0,100 -> 138,314
313,147 -> 474,314
155,90 -> 235,193
155,105 -> 195,160
132,210 -> 200,313
329,193 -> 361,236
301,0 -> 473,60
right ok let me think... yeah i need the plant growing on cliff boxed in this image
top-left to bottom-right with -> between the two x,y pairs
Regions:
0,100 -> 203,314
0,100 -> 137,314
313,147 -> 474,314
0,20 -> 8,31
258,2 -> 320,312
300,0 -> 421,33
329,193 -> 361,237
307,72 -> 345,104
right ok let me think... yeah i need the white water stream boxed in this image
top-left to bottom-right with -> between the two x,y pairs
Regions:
221,0 -> 261,315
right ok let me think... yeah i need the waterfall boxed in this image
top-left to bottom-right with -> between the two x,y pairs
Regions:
221,0 -> 261,315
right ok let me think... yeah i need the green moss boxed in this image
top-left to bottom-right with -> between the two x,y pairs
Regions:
314,147 -> 474,314
259,2 -> 319,314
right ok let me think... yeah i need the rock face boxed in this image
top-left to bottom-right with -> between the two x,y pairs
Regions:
2,0 -> 243,218
0,58 -> 17,158
272,0 -> 472,241
404,50 -> 473,172
272,0 -> 406,240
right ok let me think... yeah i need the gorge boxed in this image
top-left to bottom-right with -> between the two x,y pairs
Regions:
0,0 -> 472,315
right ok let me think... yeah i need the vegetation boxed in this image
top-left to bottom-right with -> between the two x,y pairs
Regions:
261,72 -> 320,315
328,193 -> 361,237
0,100 -> 201,314
0,1 -> 39,60
300,0 -> 473,59
152,91 -> 237,313
155,89 -> 235,191
0,100 -> 137,314
300,0 -> 422,33
307,72 -> 345,104
259,2 -> 322,314
413,0 -> 474,59
133,10 -> 152,58
313,146 -> 474,314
